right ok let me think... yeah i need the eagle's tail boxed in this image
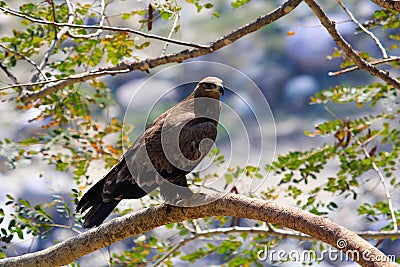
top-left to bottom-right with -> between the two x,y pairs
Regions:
81,200 -> 120,228
76,177 -> 120,228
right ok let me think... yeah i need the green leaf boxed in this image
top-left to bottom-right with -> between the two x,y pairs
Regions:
121,13 -> 131,20
231,0 -> 249,8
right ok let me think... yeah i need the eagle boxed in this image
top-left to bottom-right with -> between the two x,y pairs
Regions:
76,77 -> 224,227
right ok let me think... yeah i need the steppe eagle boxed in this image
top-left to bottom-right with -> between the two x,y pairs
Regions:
76,77 -> 224,227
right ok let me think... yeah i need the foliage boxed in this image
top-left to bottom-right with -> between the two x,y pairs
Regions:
0,0 -> 399,265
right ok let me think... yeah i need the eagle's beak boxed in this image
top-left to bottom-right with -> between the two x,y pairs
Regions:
213,83 -> 224,96
218,85 -> 224,96
205,83 -> 224,96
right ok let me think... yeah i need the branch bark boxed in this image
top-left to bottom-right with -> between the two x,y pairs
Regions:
18,0 -> 303,103
305,0 -> 400,90
0,194 -> 396,267
329,56 -> 400,76
371,0 -> 400,11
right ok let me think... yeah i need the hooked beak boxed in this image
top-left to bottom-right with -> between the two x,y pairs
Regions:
204,83 -> 224,96
218,84 -> 224,96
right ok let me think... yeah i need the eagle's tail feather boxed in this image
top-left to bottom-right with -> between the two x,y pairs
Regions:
76,177 -> 120,228
81,200 -> 120,228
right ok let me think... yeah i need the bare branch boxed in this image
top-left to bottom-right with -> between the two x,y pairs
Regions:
162,12 -> 180,55
0,194 -> 396,267
0,44 -> 46,81
304,0 -> 400,89
0,62 -> 19,85
353,134 -> 398,230
0,6 -> 208,49
17,0 -> 303,103
30,0 -> 59,83
65,0 -> 107,39
329,56 -> 400,76
371,0 -> 400,12
338,0 -> 388,58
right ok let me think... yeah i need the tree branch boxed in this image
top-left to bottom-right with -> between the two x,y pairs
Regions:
0,6 -> 208,49
0,44 -> 46,81
0,62 -> 19,85
328,56 -> 400,76
353,134 -> 398,230
304,0 -> 400,89
338,0 -> 388,59
371,0 -> 400,12
64,0 -> 106,39
0,194 -> 395,267
154,225 -> 400,266
16,0 -> 303,103
30,0 -> 63,83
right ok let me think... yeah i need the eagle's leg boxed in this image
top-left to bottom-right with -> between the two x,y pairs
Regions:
159,176 -> 194,205
160,176 -> 210,207
175,192 -> 208,207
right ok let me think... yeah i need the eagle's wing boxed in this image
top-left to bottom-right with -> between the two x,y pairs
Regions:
101,107 -> 218,199
158,119 -> 217,201
76,96 -> 219,227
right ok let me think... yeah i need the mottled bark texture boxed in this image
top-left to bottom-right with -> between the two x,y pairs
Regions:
0,193 -> 395,267
371,0 -> 400,12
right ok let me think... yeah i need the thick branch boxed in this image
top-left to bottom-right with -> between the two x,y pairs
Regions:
305,0 -> 400,89
371,0 -> 400,11
18,0 -> 303,103
0,194 -> 396,267
153,226 -> 400,266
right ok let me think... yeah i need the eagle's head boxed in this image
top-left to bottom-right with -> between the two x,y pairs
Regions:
194,77 -> 224,99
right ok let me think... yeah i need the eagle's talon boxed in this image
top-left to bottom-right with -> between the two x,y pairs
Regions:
176,193 -> 207,207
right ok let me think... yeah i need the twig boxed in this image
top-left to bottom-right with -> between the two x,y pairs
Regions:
371,0 -> 400,12
329,56 -> 400,76
0,6 -> 208,49
65,0 -> 107,39
0,79 -> 72,91
337,0 -> 388,59
0,68 -> 131,92
325,106 -> 397,231
353,134 -> 398,230
181,221 -> 196,233
304,0 -> 400,90
30,0 -> 60,83
0,62 -> 19,84
16,0 -> 303,103
0,60 -> 22,97
192,219 -> 202,233
0,44 -> 46,80
323,106 -> 397,229
162,12 -> 180,55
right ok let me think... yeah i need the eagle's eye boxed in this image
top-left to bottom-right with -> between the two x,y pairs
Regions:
202,82 -> 216,89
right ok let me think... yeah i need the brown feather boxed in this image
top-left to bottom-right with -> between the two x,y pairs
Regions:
76,77 -> 223,227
